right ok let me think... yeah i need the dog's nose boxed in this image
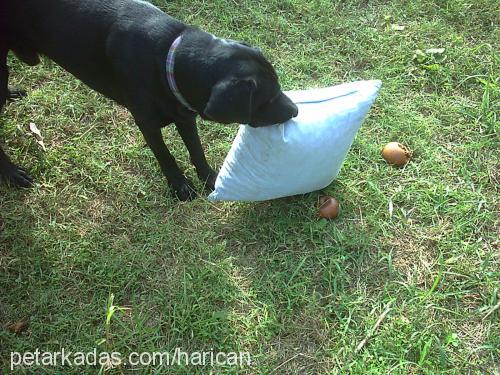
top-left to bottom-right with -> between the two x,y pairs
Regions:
292,104 -> 299,117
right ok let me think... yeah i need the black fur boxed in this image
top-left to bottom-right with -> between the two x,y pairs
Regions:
0,0 -> 298,200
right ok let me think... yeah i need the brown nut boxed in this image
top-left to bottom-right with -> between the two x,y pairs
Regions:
382,142 -> 411,167
318,197 -> 340,219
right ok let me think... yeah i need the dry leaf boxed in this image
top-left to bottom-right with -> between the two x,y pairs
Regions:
28,122 -> 46,151
29,122 -> 43,141
425,48 -> 445,54
391,24 -> 405,31
8,316 -> 30,334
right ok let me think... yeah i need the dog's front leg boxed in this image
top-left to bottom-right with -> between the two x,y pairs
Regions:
139,126 -> 196,201
175,119 -> 217,191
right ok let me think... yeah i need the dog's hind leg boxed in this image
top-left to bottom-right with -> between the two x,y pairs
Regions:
0,49 -> 33,187
0,148 -> 33,188
4,48 -> 38,102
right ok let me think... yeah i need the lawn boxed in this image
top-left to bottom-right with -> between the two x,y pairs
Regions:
0,0 -> 498,373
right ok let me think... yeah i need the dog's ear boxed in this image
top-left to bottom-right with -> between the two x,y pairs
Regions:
203,78 -> 257,124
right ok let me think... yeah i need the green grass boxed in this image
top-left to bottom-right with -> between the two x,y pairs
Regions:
1,0 -> 498,373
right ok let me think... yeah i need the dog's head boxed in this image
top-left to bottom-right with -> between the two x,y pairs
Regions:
200,39 -> 298,127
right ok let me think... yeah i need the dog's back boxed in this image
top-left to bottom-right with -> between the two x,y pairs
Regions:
6,0 -> 185,103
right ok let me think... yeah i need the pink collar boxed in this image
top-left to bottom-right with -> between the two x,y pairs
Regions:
166,35 -> 197,113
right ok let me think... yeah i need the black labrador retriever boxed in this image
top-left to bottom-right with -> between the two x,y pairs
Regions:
0,0 -> 298,200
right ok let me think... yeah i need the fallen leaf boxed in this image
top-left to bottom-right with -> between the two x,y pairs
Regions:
28,122 -> 46,151
391,24 -> 405,31
29,122 -> 43,141
388,200 -> 394,218
7,317 -> 29,334
425,48 -> 445,54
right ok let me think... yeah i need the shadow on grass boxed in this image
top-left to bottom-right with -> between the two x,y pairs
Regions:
0,187 -> 38,366
199,193 -> 391,373
0,178 -> 391,375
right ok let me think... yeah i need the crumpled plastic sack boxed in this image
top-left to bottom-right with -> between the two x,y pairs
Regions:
208,80 -> 382,202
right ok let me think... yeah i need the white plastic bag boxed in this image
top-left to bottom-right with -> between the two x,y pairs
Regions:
208,80 -> 382,202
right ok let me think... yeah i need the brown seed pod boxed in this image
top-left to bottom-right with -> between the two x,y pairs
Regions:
318,195 -> 331,206
7,317 -> 30,335
318,197 -> 340,219
382,142 -> 411,167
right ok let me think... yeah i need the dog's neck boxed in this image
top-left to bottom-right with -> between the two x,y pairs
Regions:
169,29 -> 224,116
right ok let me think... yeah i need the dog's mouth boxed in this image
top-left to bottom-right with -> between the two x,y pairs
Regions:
248,102 -> 299,127
201,90 -> 298,127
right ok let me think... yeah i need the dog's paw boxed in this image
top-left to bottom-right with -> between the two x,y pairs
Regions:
0,165 -> 34,188
171,177 -> 197,201
7,87 -> 28,101
198,168 -> 218,191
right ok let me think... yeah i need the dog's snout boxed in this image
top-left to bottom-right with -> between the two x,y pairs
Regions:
291,104 -> 299,118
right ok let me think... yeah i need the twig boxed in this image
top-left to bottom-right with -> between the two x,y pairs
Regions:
482,300 -> 500,321
354,302 -> 392,354
340,302 -> 393,372
271,353 -> 309,374
197,193 -> 225,212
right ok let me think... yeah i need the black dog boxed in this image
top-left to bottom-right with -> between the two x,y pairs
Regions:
0,0 -> 298,200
